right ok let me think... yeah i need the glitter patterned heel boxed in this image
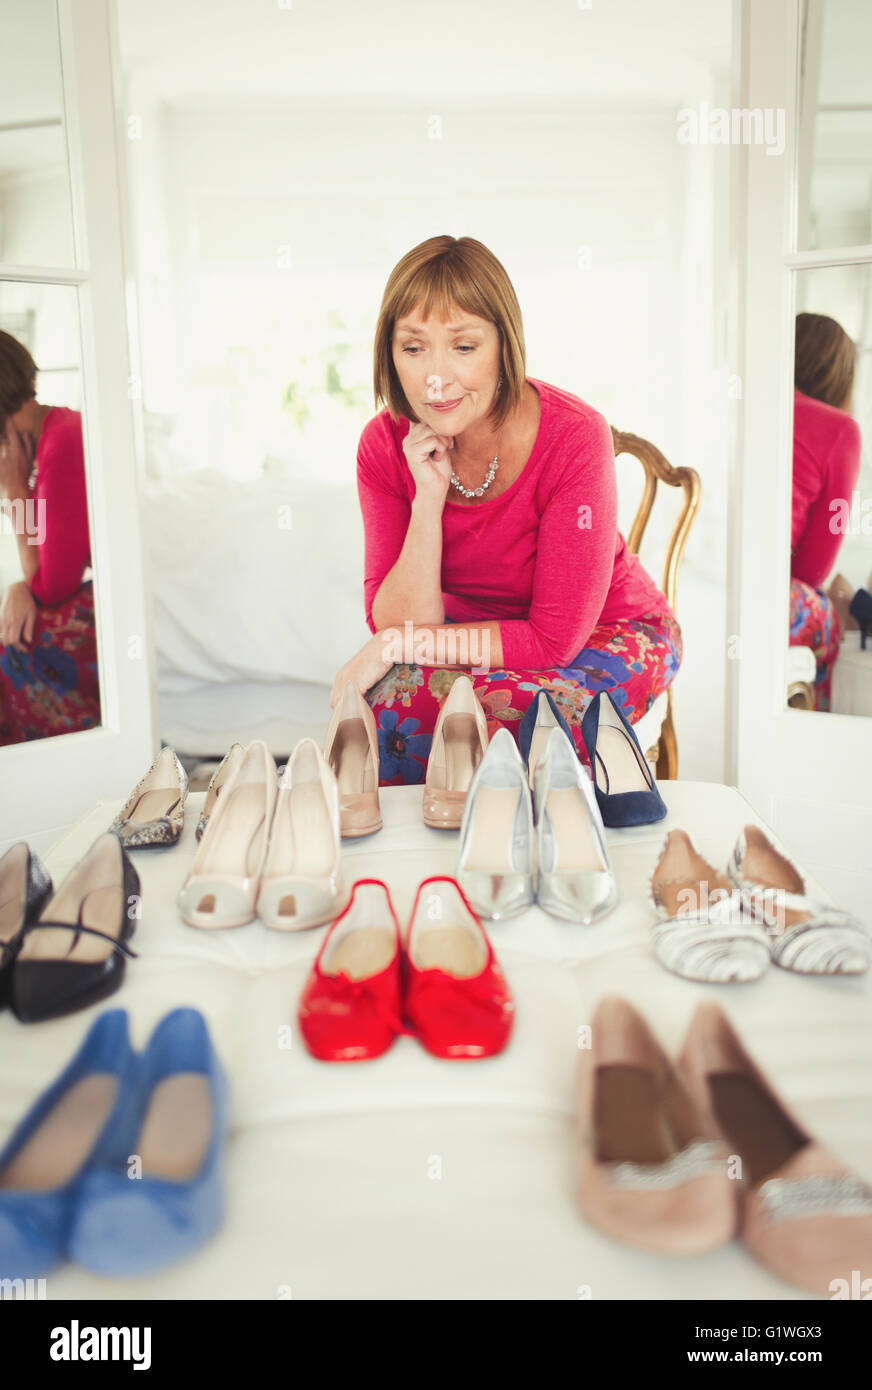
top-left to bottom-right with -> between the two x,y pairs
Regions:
677,1002 -> 872,1295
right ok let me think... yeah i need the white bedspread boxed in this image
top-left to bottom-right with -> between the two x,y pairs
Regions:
2,780 -> 869,1301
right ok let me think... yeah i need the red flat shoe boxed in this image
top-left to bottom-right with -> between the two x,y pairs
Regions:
403,876 -> 515,1059
297,879 -> 406,1062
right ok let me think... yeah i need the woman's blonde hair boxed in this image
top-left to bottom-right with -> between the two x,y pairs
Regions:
373,235 -> 526,430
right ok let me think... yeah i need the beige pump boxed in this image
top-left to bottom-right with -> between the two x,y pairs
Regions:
323,682 -> 382,838
257,737 -> 347,931
423,675 -> 489,829
177,739 -> 278,929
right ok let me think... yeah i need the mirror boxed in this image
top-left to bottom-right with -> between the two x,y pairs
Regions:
797,0 -> 872,252
787,264 -> 872,716
0,0 -> 76,268
0,3 -> 101,745
787,1 -> 872,717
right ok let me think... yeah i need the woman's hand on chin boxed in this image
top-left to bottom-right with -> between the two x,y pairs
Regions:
330,632 -> 395,707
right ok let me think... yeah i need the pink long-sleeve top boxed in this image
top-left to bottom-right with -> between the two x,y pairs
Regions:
357,376 -> 672,670
791,388 -> 862,590
28,407 -> 91,606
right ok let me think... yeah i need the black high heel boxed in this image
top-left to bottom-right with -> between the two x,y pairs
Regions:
10,833 -> 140,1023
849,587 -> 872,649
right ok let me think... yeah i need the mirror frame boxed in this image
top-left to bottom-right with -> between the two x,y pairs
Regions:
0,0 -> 157,844
730,0 -> 872,851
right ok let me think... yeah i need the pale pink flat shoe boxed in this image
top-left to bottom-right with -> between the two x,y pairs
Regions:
423,675 -> 489,829
576,996 -> 738,1255
323,682 -> 382,838
678,1001 -> 872,1295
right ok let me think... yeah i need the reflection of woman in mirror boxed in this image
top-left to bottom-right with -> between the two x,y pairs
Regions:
0,331 -> 100,743
790,312 -> 865,710
330,236 -> 682,782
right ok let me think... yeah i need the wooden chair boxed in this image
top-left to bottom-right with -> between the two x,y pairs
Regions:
609,427 -> 701,780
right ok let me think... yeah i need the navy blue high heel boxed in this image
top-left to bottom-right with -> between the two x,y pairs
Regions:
518,690 -> 577,787
0,1010 -> 138,1281
580,690 -> 667,828
849,587 -> 872,649
68,1007 -> 229,1275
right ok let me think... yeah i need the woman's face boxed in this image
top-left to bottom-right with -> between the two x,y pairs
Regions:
392,304 -> 501,430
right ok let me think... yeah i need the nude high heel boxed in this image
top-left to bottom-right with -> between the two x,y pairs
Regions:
323,682 -> 382,838
256,738 -> 347,931
177,740 -> 278,929
678,1002 -> 872,1295
423,675 -> 489,829
576,996 -> 738,1255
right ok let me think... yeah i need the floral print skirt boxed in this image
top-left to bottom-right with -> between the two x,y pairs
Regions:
364,607 -> 683,786
789,576 -> 840,712
0,580 -> 101,744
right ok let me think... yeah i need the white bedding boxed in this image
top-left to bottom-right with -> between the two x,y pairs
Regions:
3,778 -> 868,1300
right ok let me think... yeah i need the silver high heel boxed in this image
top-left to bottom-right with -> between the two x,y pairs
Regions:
532,726 -> 617,924
256,738 -> 347,931
455,728 -> 534,921
108,746 -> 188,848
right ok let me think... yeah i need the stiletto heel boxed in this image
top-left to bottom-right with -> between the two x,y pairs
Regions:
196,742 -> 245,841
257,738 -> 347,931
580,690 -> 667,827
532,725 -> 617,924
456,728 -> 534,921
323,682 -> 382,838
519,689 -> 576,789
177,739 -> 278,929
423,675 -> 489,828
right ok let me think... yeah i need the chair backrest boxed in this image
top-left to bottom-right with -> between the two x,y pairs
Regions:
608,428 -> 701,780
609,427 -> 701,614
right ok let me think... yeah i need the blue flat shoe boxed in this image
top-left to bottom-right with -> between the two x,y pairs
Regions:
580,690 -> 667,828
518,690 -> 577,788
0,1009 -> 137,1281
67,1007 -> 229,1276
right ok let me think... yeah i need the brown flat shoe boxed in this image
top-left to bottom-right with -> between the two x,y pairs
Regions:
576,996 -> 738,1255
678,1002 -> 872,1295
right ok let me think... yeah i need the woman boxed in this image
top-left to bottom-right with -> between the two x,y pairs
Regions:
330,236 -> 682,784
0,330 -> 100,743
789,312 -> 863,711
